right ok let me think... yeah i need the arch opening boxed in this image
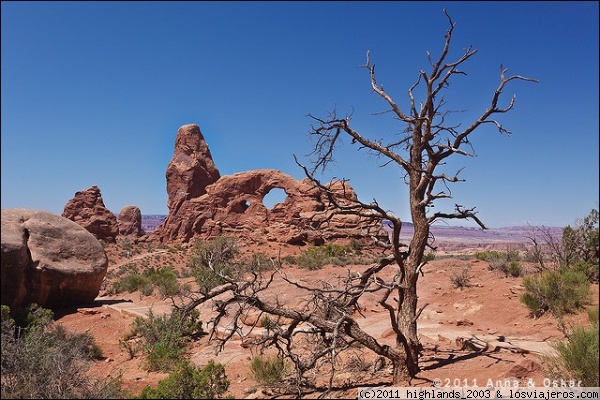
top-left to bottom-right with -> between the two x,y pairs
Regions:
262,188 -> 288,210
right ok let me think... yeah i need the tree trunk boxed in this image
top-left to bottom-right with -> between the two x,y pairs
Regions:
397,266 -> 421,376
392,196 -> 429,383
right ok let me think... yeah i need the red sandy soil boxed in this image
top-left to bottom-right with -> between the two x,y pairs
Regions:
53,240 -> 598,399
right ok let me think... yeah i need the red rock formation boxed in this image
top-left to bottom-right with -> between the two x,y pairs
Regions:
166,124 -> 220,214
62,185 -> 118,243
152,124 -> 389,246
118,205 -> 143,237
1,208 -> 108,309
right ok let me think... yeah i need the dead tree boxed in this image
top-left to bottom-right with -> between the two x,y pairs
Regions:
299,9 -> 536,382
176,9 -> 537,392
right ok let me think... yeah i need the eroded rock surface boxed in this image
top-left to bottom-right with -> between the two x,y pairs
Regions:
1,208 -> 108,309
166,124 -> 221,215
152,124 -> 388,245
62,185 -> 119,243
118,205 -> 143,237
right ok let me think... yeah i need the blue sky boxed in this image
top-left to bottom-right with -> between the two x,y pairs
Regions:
2,1 -> 598,228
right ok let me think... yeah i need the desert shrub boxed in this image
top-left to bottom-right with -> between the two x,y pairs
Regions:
475,250 -> 500,261
528,209 -> 599,272
10,302 -> 54,329
562,210 -> 599,267
450,266 -> 472,290
423,252 -> 436,262
111,266 -> 181,298
542,306 -> 599,386
507,261 -> 524,277
487,249 -> 523,277
571,261 -> 599,283
145,267 -> 181,298
349,238 -> 363,253
133,309 -> 203,372
112,272 -> 151,294
587,305 -> 599,324
324,243 -> 351,257
189,235 -> 239,269
296,246 -> 328,269
188,236 -> 238,293
296,244 -> 354,269
1,305 -> 124,399
520,269 -> 591,318
250,252 -> 277,271
136,360 -> 229,399
282,255 -> 297,265
192,265 -> 234,294
250,355 -> 287,385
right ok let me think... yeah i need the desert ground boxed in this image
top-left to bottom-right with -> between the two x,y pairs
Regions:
53,237 -> 598,399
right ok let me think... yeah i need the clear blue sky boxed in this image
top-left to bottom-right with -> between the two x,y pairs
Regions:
2,1 -> 598,228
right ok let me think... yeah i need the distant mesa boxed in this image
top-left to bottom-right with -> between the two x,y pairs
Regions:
141,215 -> 166,233
1,208 -> 108,309
151,123 -> 389,246
62,185 -> 119,243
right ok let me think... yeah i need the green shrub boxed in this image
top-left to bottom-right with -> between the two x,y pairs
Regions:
192,265 -> 234,294
587,305 -> 599,324
423,252 -> 436,262
507,261 -> 524,277
450,266 -> 472,290
111,266 -> 181,298
145,267 -> 181,298
113,272 -> 151,294
10,302 -> 54,329
297,246 -> 328,269
475,250 -> 500,261
136,360 -> 229,399
571,261 -> 599,283
250,252 -> 276,271
250,355 -> 287,385
520,269 -> 591,318
1,305 -> 124,399
487,249 -> 523,277
542,306 -> 599,386
188,236 -> 239,293
133,309 -> 203,372
296,244 -> 354,269
282,255 -> 297,265
189,236 -> 239,269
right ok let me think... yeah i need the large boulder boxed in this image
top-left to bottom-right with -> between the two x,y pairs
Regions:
118,205 -> 143,237
1,208 -> 108,309
62,185 -> 119,243
152,124 -> 389,246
